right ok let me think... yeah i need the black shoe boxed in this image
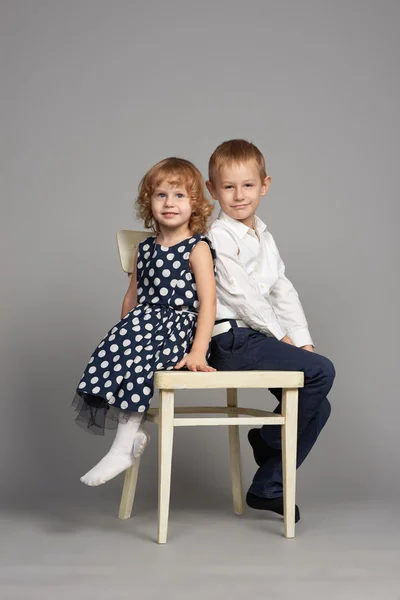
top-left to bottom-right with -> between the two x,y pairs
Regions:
246,492 -> 300,523
248,428 -> 279,466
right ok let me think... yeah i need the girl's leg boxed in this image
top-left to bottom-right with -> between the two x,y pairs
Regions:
80,411 -> 149,486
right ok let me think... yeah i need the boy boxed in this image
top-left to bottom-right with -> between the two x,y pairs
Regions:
207,139 -> 335,522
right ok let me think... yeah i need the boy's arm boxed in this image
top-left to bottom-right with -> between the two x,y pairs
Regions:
268,233 -> 314,348
209,229 -> 287,341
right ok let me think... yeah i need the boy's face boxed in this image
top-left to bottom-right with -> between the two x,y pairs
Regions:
207,161 -> 270,228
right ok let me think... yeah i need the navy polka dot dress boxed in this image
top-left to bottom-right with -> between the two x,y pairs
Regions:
74,234 -> 215,433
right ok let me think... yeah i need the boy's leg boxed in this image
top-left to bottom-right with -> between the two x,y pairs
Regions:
209,324 -> 335,500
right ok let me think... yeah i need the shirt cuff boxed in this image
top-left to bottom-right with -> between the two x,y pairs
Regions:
288,327 -> 314,348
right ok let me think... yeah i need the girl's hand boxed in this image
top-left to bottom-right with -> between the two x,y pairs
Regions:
175,351 -> 216,372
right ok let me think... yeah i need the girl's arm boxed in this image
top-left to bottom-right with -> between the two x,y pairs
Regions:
120,248 -> 138,319
175,242 -> 216,372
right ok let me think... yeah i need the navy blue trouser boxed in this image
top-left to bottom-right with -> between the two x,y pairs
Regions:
208,322 -> 335,499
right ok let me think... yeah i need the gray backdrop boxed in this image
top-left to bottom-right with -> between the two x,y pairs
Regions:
1,0 -> 399,513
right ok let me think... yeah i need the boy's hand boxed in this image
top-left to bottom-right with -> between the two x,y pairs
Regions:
301,345 -> 314,352
175,351 -> 216,372
281,335 -> 295,346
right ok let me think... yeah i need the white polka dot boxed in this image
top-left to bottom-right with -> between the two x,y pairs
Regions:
78,382 -> 86,389
144,333 -> 152,339
135,365 -> 144,374
124,370 -> 131,379
108,334 -> 116,341
156,259 -> 164,267
114,364 -> 122,372
135,335 -> 143,341
171,279 -> 177,288
175,298 -> 184,306
116,376 -> 123,384
126,360 -> 133,367
138,405 -> 146,413
131,394 -> 141,403
147,371 -> 153,378
137,261 -> 143,269
162,269 -> 171,277
151,297 -> 160,303
185,273 -> 192,281
149,268 -> 155,276
90,376 -> 99,384
179,331 -> 185,338
113,355 -> 120,362
124,349 -> 132,355
132,325 -> 140,332
92,386 -> 100,394
134,356 -> 141,364
103,370 -> 110,378
155,335 -> 163,341
193,300 -> 200,308
136,345 -> 143,353
160,287 -> 168,296
106,391 -> 114,400
110,344 -> 119,352
127,382 -> 133,391
123,339 -> 131,347
120,401 -> 128,409
144,252 -> 150,259
105,380 -> 112,388
98,341 -> 105,348
144,314 -> 151,320
88,366 -> 96,374
139,296 -> 145,303
108,395 -> 116,404
192,283 -> 197,290
120,328 -> 127,335
156,362 -> 163,369
173,346 -> 179,353
160,245 -> 168,251
185,290 -> 193,298
145,345 -> 153,351
143,244 -> 150,251
167,253 -> 174,260
137,377 -> 145,384
89,357 -> 94,364
98,350 -> 106,358
163,348 -> 171,355
178,245 -> 185,253
154,277 -> 161,285
132,317 -> 139,325
149,287 -> 154,295
183,252 -> 190,260
177,280 -> 185,288
145,323 -> 153,331
100,361 -> 109,368
189,237 -> 196,244
143,386 -> 151,395
173,261 -> 181,269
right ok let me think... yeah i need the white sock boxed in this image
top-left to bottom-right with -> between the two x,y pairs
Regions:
80,412 -> 148,486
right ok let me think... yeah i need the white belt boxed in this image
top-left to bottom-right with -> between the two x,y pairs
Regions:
211,319 -> 248,338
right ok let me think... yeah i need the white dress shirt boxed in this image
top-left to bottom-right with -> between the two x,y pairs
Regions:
208,211 -> 313,348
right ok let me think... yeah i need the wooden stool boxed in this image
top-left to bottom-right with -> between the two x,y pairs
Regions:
116,231 -> 303,543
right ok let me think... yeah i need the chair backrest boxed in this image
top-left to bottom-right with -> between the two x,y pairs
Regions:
116,230 -> 153,274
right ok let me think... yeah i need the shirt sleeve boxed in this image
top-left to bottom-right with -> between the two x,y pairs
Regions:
268,233 -> 314,347
209,228 -> 287,340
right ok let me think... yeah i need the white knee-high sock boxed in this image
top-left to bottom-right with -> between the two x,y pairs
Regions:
80,411 -> 148,487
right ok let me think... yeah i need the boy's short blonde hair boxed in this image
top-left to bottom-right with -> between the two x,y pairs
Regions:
136,157 -> 213,234
208,139 -> 267,184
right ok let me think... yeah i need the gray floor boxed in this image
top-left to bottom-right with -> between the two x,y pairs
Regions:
1,494 -> 399,600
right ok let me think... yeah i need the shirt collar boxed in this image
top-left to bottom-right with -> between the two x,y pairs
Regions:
217,210 -> 267,239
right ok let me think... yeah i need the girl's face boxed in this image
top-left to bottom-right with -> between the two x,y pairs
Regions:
151,179 -> 192,231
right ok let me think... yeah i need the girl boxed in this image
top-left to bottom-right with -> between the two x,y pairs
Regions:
74,157 -> 216,486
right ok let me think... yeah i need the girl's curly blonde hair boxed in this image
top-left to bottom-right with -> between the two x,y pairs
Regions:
136,157 -> 214,234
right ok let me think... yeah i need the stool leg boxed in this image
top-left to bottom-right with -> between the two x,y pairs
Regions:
281,388 -> 299,539
227,388 -> 244,515
157,389 -> 174,544
118,458 -> 141,520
